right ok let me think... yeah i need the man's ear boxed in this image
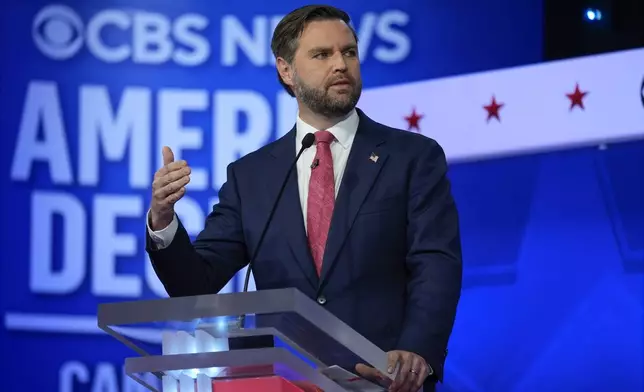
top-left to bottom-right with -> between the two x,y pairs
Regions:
276,57 -> 294,88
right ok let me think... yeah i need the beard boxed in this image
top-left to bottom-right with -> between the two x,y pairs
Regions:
292,71 -> 362,118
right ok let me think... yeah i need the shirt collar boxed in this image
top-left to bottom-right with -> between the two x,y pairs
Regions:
295,109 -> 359,150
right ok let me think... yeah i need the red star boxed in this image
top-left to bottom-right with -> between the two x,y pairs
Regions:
566,83 -> 588,110
404,107 -> 424,131
483,95 -> 504,122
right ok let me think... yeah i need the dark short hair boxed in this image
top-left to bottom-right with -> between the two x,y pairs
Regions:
271,5 -> 358,97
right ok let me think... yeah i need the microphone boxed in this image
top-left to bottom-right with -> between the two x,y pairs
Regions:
235,132 -> 316,328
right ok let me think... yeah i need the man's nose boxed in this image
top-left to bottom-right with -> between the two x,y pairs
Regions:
331,52 -> 348,71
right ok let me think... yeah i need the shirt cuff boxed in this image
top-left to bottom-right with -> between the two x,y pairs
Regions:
146,209 -> 178,249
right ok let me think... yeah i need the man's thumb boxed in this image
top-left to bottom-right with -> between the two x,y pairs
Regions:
162,146 -> 174,166
355,363 -> 383,381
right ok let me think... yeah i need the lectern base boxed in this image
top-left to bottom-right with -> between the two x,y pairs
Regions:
211,376 -> 322,392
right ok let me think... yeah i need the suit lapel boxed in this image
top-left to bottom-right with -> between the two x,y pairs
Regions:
319,111 -> 389,285
268,129 -> 319,289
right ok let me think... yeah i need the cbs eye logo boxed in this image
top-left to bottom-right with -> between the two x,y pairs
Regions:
32,5 -> 83,60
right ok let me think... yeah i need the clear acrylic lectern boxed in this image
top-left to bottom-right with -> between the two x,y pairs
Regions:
97,288 -> 394,392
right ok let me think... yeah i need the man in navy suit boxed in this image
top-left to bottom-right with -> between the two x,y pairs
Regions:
146,5 -> 462,391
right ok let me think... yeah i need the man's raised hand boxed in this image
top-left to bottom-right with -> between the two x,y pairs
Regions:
149,146 -> 191,230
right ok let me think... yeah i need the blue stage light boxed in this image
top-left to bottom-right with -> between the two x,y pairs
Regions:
585,8 -> 602,21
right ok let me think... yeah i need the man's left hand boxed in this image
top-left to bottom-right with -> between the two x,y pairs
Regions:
355,350 -> 431,392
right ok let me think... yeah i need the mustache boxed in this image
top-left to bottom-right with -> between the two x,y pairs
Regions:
327,76 -> 354,87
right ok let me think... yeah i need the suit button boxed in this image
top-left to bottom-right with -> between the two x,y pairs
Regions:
317,295 -> 327,305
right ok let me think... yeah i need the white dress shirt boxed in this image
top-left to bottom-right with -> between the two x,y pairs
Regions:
147,109 -> 359,249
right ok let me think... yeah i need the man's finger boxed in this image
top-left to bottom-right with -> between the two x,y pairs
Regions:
391,353 -> 413,391
158,167 -> 191,188
413,363 -> 429,392
355,364 -> 382,381
403,356 -> 424,392
155,175 -> 190,201
154,160 -> 188,181
154,184 -> 187,207
162,146 -> 174,166
166,159 -> 187,172
387,351 -> 402,374
161,186 -> 186,205
152,168 -> 189,194
355,363 -> 373,376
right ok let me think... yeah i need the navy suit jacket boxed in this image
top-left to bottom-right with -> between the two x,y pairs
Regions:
146,108 -> 462,388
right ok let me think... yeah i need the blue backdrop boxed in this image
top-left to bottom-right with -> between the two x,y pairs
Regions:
2,0 -> 642,391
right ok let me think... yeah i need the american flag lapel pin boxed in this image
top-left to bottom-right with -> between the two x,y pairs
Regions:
369,152 -> 379,163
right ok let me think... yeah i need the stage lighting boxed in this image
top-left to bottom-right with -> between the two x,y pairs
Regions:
584,8 -> 602,21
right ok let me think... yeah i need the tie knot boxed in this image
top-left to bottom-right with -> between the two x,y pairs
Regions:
315,130 -> 335,145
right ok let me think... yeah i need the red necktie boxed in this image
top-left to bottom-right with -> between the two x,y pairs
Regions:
307,130 -> 335,276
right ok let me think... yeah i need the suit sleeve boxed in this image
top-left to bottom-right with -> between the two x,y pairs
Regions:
146,163 -> 249,297
396,139 -> 463,382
